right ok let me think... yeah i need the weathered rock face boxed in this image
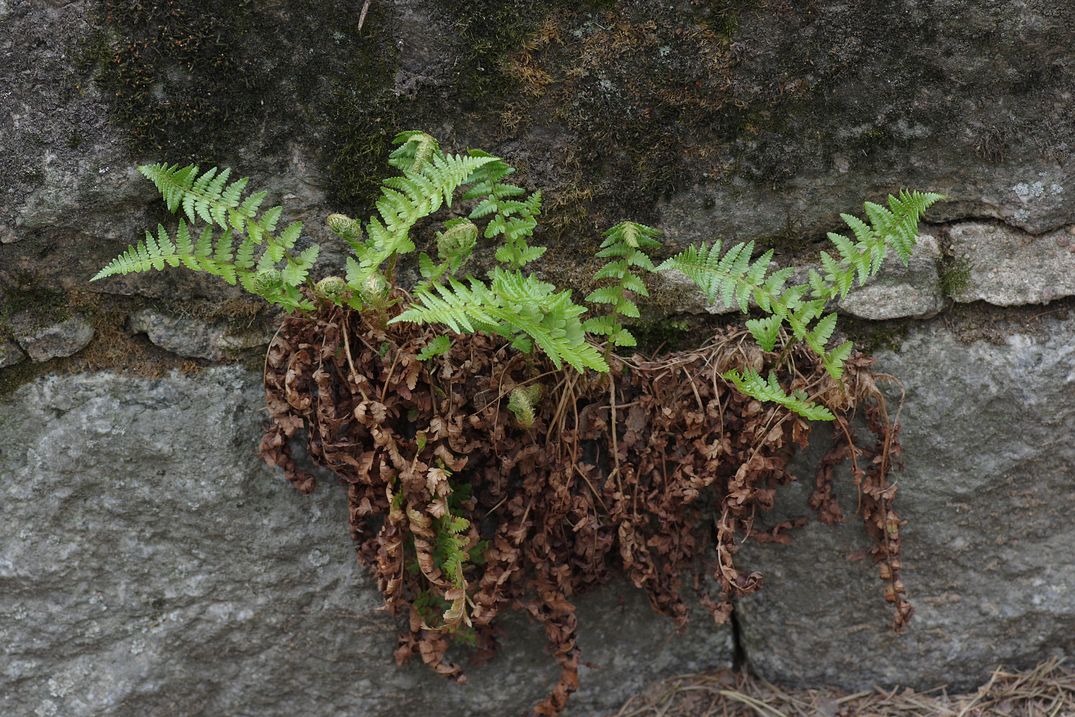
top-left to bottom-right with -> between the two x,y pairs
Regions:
0,368 -> 732,717
128,310 -> 275,361
4,0 -> 1075,308
736,313 -> 1075,690
2,0 -> 1075,710
948,223 -> 1075,306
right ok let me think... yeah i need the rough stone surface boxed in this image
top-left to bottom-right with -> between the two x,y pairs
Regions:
129,310 -> 275,361
12,314 -> 95,362
2,0 -> 1075,708
4,1 -> 1075,308
837,234 -> 944,320
0,339 -> 25,368
0,368 -> 732,717
736,313 -> 1075,690
948,222 -> 1075,306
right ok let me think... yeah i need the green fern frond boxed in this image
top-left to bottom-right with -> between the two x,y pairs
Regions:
95,162 -> 318,312
417,335 -> 453,362
388,131 -> 440,172
811,190 -> 946,301
744,315 -> 782,352
823,340 -> 854,380
349,141 -> 500,292
461,153 -> 545,270
391,268 -> 607,373
584,221 -> 661,350
659,190 -> 942,407
723,369 -> 835,422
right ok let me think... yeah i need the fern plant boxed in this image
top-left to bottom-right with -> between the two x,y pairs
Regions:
92,132 -> 941,420
393,268 -> 606,372
659,190 -> 943,416
93,163 -> 319,311
582,221 -> 661,348
91,133 -> 940,700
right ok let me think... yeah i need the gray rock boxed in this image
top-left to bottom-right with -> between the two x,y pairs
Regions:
0,339 -> 25,368
0,368 -> 732,717
129,310 -> 274,361
948,223 -> 1075,306
837,234 -> 944,320
12,315 -> 94,362
736,313 -> 1075,690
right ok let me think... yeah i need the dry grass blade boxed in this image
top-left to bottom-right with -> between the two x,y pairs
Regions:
609,661 -> 1075,717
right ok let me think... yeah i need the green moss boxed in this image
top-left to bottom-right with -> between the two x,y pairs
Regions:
319,6 -> 405,211
0,360 -> 50,400
80,0 -> 402,186
939,255 -> 973,298
0,283 -> 70,332
843,319 -> 911,355
81,0 -> 273,161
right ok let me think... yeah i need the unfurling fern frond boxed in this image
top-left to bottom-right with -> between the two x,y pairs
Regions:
390,268 -> 607,373
507,384 -> 543,428
722,369 -> 835,422
583,221 -> 661,348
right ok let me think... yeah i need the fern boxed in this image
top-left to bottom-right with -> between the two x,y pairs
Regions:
582,221 -> 661,348
663,191 -> 942,418
416,335 -> 452,362
93,132 -> 941,419
507,384 -> 543,428
391,268 -> 607,373
93,164 -> 318,311
341,134 -> 501,298
722,369 -> 836,421
433,510 -> 473,628
463,152 -> 545,270
808,190 -> 945,302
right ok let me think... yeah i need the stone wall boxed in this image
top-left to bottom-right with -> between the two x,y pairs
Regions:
1,1 -> 1073,715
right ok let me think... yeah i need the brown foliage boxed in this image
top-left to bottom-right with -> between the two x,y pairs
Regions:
260,300 -> 909,716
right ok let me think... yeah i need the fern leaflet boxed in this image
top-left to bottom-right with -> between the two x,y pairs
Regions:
722,369 -> 835,421
390,268 -> 607,373
582,221 -> 661,348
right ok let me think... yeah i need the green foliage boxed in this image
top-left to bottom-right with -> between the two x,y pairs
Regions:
582,221 -> 661,348
660,191 -> 942,419
808,191 -> 946,302
463,151 -> 545,270
507,384 -> 543,428
93,163 -> 317,311
392,268 -> 606,373
416,335 -> 452,362
344,132 -> 500,291
92,130 -> 941,420
722,369 -> 836,422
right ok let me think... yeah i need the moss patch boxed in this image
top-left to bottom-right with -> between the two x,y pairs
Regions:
939,254 -> 973,298
80,1 -> 401,174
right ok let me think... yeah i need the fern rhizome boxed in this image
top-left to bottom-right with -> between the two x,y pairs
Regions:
94,132 -> 941,717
